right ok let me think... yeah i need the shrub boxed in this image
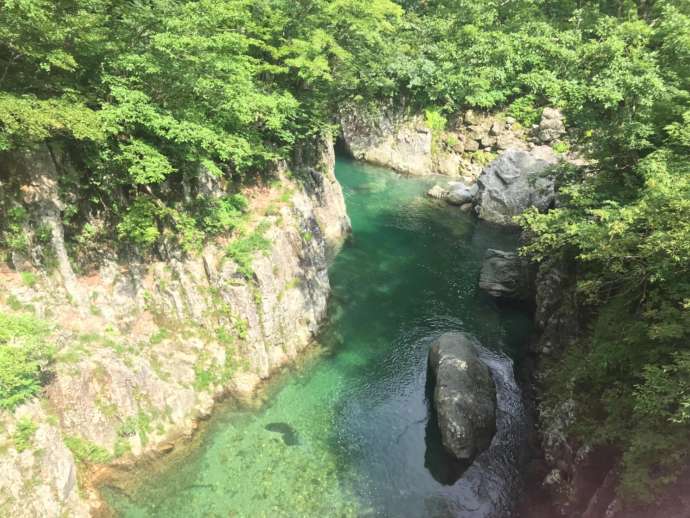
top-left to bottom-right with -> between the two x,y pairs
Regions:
2,206 -> 30,255
507,96 -> 541,127
198,194 -> 249,235
64,435 -> 112,464
20,271 -> 38,288
117,198 -> 161,248
470,150 -> 497,166
552,141 -> 570,154
0,313 -> 53,409
226,221 -> 272,278
13,417 -> 37,452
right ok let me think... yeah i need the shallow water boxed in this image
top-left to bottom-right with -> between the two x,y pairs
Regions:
105,158 -> 532,518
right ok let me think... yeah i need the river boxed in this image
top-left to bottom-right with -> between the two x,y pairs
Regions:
104,157 -> 532,517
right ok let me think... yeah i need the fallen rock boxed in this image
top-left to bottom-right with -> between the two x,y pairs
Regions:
464,138 -> 480,152
480,134 -> 496,149
490,120 -> 504,136
479,249 -> 532,300
428,332 -> 497,462
446,182 -> 478,206
464,110 -> 481,125
475,148 -> 558,226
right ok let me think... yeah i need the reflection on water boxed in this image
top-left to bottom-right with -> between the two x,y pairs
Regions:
104,157 -> 532,518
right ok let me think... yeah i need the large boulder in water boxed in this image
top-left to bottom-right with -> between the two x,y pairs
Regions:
475,148 -> 557,226
479,249 -> 532,301
428,333 -> 496,462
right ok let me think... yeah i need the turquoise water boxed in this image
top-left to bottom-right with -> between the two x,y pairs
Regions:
105,158 -> 532,517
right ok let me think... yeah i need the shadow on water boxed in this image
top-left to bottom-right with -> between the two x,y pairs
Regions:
264,423 -> 300,446
424,364 -> 471,486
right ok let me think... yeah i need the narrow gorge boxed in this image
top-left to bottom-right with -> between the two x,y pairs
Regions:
1,2 -> 689,517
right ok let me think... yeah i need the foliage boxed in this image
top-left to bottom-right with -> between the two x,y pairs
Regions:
513,2 -> 690,500
19,271 -> 38,288
507,96 -> 541,127
226,221 -> 272,279
0,312 -> 53,410
13,417 -> 37,452
64,435 -> 112,464
1,206 -> 30,255
196,194 -> 249,235
0,0 -> 402,257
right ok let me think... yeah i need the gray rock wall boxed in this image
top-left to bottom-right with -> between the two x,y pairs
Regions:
0,137 -> 350,517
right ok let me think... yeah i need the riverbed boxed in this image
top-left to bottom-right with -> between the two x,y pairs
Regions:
104,157 -> 532,517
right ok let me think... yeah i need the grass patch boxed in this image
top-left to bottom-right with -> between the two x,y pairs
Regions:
0,312 -> 53,410
226,221 -> 272,279
64,435 -> 112,464
470,150 -> 497,166
13,418 -> 37,452
19,272 -> 38,288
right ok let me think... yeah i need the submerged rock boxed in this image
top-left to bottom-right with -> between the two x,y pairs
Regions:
479,249 -> 532,300
428,333 -> 496,462
265,422 -> 299,446
446,182 -> 478,206
475,148 -> 557,226
427,184 -> 448,199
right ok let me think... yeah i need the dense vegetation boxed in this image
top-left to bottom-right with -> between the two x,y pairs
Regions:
0,0 -> 402,259
1,0 -> 689,505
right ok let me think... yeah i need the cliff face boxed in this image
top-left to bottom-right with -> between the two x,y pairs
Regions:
339,104 -> 545,179
0,138 -> 350,517
527,263 -> 690,518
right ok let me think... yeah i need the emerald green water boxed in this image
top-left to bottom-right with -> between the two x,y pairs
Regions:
105,158 -> 532,518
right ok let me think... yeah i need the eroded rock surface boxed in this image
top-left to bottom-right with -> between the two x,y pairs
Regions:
340,107 -> 434,176
475,148 -> 558,226
537,108 -> 566,144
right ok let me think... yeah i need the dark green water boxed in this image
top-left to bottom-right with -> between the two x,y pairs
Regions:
105,158 -> 532,518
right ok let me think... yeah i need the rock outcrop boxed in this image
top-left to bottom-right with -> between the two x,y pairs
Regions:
340,107 -> 435,176
475,148 -> 558,226
340,105 -> 531,178
537,108 -> 566,144
0,137 -> 350,517
479,249 -> 532,300
428,332 -> 497,462
4,144 -> 83,304
446,181 -> 479,206
0,403 -> 90,518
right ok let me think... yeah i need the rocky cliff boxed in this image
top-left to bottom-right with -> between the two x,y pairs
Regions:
524,262 -> 690,518
0,138 -> 350,517
339,104 -> 561,179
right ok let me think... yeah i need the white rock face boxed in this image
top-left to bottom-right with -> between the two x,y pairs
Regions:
340,107 -> 435,175
339,105 -> 531,178
0,404 -> 90,518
